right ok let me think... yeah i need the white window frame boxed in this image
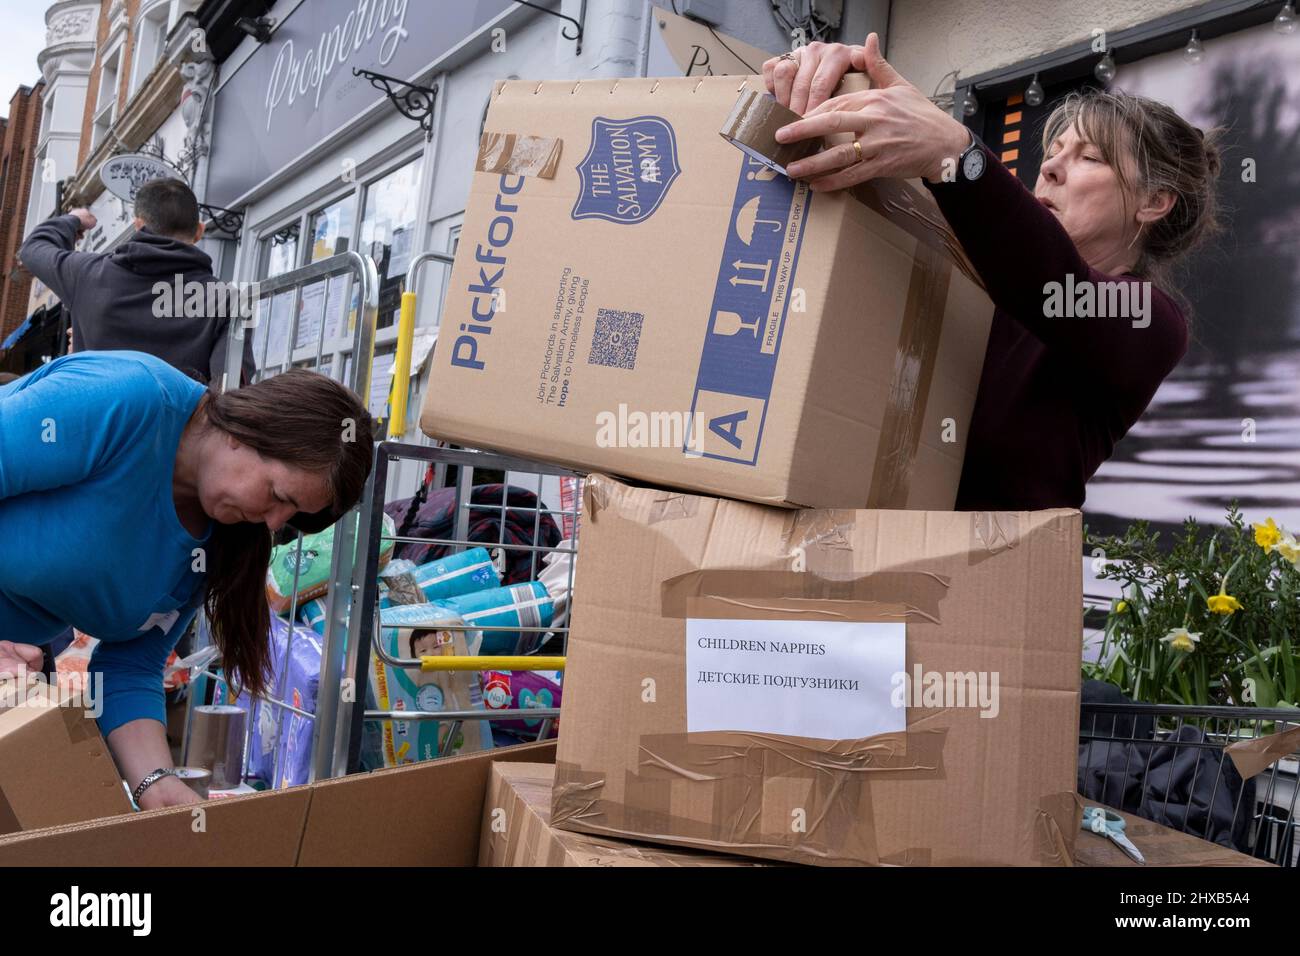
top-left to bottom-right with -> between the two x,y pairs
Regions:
129,0 -> 175,97
91,40 -> 125,150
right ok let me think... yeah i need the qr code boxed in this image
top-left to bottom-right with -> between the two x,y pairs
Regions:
588,308 -> 644,370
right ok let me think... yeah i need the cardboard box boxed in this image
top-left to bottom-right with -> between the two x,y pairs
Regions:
550,475 -> 1086,866
421,76 -> 993,510
480,761 -> 772,866
1073,805 -> 1275,867
0,740 -> 556,866
0,680 -> 133,835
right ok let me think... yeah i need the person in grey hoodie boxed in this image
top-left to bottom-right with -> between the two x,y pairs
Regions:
18,177 -> 255,386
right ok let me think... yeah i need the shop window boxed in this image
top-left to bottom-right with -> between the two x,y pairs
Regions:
307,196 -> 355,262
258,222 -> 300,280
359,159 -> 421,330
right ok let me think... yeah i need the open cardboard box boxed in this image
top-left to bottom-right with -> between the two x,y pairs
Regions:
0,740 -> 555,866
0,725 -> 1275,867
0,680 -> 133,836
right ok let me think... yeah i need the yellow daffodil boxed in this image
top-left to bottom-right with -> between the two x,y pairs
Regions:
1253,517 -> 1282,549
1115,600 -> 1128,613
1207,585 -> 1242,615
1161,628 -> 1201,652
1275,534 -> 1300,565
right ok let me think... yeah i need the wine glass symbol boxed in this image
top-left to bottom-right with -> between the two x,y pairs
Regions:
713,310 -> 761,338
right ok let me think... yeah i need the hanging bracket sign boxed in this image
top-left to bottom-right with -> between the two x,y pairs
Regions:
99,153 -> 186,203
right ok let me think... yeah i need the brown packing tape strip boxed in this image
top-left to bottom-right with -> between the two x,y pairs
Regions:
1224,723 -> 1300,780
661,568 -> 949,626
59,699 -> 93,745
648,492 -> 700,525
849,177 -> 984,290
971,510 -> 1024,556
866,239 -> 950,510
1037,790 -> 1084,866
554,725 -> 947,866
781,510 -> 857,576
475,131 -> 563,179
719,88 -> 821,176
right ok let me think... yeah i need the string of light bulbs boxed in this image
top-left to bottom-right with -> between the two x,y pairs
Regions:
956,2 -> 1296,118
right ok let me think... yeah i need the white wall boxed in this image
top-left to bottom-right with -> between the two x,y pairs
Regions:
887,0 -> 1202,97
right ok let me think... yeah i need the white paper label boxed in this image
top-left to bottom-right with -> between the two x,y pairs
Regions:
685,618 -> 906,740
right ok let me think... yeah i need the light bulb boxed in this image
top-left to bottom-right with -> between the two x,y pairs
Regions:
1184,31 -> 1204,64
1094,52 -> 1116,83
961,88 -> 979,117
1025,74 -> 1044,107
1275,1 -> 1297,34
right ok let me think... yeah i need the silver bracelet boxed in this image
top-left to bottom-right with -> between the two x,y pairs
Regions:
132,768 -> 178,805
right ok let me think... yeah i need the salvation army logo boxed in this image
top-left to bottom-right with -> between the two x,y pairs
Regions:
572,116 -> 682,225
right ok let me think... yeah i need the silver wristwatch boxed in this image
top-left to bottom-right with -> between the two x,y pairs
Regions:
956,130 -> 987,182
132,768 -> 178,805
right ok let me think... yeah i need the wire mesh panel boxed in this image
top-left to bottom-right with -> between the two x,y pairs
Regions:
181,252 -> 380,789
1079,702 -> 1299,866
332,442 -> 582,777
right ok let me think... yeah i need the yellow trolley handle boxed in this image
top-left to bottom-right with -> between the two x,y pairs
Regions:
387,290 -> 418,439
419,655 -> 566,673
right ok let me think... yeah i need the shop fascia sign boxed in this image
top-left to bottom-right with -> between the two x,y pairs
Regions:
262,0 -> 413,133
98,153 -> 186,203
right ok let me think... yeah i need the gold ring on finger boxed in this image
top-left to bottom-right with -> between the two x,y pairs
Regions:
852,140 -> 863,162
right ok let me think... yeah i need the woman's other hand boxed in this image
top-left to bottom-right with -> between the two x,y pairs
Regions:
762,40 -> 862,115
136,774 -> 202,811
0,640 -> 45,678
777,33 -> 972,190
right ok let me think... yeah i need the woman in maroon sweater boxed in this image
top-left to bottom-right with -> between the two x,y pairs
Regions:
765,35 -> 1222,510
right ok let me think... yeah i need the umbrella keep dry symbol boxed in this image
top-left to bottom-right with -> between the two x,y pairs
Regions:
734,196 -> 785,246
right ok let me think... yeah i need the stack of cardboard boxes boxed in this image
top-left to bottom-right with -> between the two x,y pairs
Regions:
419,74 -> 1088,866
0,72 -> 1090,867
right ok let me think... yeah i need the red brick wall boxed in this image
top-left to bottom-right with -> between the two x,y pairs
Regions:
0,82 -> 46,343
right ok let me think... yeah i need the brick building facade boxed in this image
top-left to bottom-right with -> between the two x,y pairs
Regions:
0,83 -> 45,344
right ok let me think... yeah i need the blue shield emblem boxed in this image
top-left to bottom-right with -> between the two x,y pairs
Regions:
572,116 -> 682,224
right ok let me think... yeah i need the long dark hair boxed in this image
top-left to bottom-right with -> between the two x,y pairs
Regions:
198,369 -> 374,698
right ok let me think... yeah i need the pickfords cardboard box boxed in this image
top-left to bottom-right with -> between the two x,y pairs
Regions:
0,740 -> 557,866
480,761 -> 773,867
0,678 -> 133,835
421,75 -> 994,510
550,475 -> 1086,866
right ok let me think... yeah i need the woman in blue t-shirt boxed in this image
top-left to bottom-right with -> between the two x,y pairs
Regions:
0,351 -> 373,809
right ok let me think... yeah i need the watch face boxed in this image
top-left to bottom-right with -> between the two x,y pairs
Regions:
963,147 -> 986,181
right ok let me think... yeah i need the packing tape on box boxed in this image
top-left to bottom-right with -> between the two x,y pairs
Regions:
1037,791 -> 1085,865
59,697 -> 93,744
849,177 -> 984,290
1225,723 -> 1300,779
866,240 -> 950,509
970,511 -> 1025,558
554,753 -> 1082,866
647,492 -> 700,525
553,726 -> 947,866
475,131 -> 563,179
660,568 -> 948,626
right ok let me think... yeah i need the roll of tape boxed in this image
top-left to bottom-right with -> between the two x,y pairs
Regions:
173,766 -> 212,800
720,89 -> 818,176
188,704 -> 247,790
